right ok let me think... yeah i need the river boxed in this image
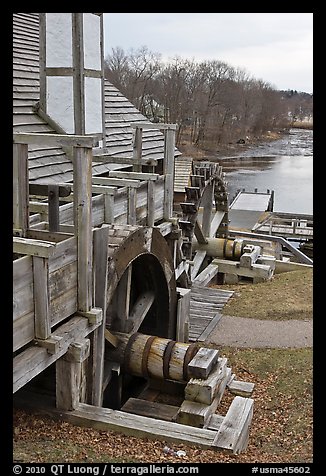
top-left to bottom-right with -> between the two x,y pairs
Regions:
220,128 -> 313,215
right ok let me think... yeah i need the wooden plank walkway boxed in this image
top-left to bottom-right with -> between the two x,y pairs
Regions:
189,286 -> 234,342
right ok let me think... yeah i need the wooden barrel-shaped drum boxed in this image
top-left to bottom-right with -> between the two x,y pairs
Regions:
193,237 -> 244,260
111,333 -> 199,382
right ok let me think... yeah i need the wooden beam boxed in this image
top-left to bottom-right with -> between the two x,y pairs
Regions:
90,224 -> 110,406
125,291 -> 155,333
212,258 -> 272,280
109,171 -> 159,181
194,221 -> 208,245
176,287 -> 190,342
29,183 -> 72,198
56,339 -> 90,411
131,122 -> 177,130
13,143 -> 29,236
26,229 -> 73,243
147,180 -> 155,227
127,187 -> 137,225
192,263 -> 219,286
121,398 -> 179,422
227,380 -> 255,398
104,329 -> 119,348
163,128 -> 176,220
191,250 -> 207,281
32,256 -> 50,340
114,265 -> 132,331
213,396 -> 254,454
13,237 -> 55,258
73,146 -> 93,312
188,348 -> 219,379
209,211 -> 225,238
132,125 -> 142,172
92,153 -> 158,167
90,185 -> 116,195
13,132 -> 99,148
32,402 -> 218,449
185,357 -> 227,405
48,185 -> 60,232
92,177 -> 141,188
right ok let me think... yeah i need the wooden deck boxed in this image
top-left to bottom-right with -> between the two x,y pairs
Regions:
252,212 -> 313,240
189,286 -> 234,342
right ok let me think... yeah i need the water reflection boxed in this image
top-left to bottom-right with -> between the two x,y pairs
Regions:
221,129 -> 313,214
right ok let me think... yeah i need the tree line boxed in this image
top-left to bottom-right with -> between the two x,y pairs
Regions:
104,46 -> 313,150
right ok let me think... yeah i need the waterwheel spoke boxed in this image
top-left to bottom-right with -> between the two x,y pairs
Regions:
113,263 -> 132,330
124,291 -> 155,333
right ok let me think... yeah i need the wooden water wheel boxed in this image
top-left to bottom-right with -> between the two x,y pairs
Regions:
178,161 -> 229,260
105,224 -> 177,340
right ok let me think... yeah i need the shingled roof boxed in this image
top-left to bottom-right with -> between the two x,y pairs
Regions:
13,13 -> 180,184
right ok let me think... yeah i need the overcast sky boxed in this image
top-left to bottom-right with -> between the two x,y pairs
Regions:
103,13 -> 313,93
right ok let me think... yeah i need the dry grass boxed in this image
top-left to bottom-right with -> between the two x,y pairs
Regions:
215,269 -> 313,320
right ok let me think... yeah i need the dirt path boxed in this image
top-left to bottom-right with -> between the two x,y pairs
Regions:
206,314 -> 313,348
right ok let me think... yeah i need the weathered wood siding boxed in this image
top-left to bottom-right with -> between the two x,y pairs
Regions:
48,237 -> 78,326
13,236 -> 78,352
13,256 -> 34,351
13,13 -> 180,185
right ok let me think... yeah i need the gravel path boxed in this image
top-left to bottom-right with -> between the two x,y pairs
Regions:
206,315 -> 313,348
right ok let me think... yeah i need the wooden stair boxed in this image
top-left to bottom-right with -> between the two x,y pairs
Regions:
189,285 -> 234,342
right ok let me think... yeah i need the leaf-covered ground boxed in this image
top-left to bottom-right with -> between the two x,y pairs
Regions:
13,347 -> 313,464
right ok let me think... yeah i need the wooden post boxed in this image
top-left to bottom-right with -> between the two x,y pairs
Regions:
72,13 -> 85,135
48,184 -> 60,232
104,193 -> 115,224
13,143 -> 29,236
132,126 -> 142,172
32,256 -> 51,339
128,187 -> 137,225
56,339 -> 90,411
163,126 -> 177,220
88,224 -> 110,406
176,287 -> 190,342
147,180 -> 155,227
73,146 -> 93,312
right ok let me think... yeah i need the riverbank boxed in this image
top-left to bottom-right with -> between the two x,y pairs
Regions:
178,128 -> 292,160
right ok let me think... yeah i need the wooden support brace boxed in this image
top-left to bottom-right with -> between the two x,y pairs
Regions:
79,307 -> 103,325
105,329 -> 119,348
73,146 -> 93,313
34,335 -> 63,355
13,143 -> 29,236
147,180 -> 155,227
128,187 -> 137,225
13,237 -> 56,258
48,184 -> 60,232
176,287 -> 191,343
192,263 -> 219,286
56,338 -> 90,411
32,256 -> 50,340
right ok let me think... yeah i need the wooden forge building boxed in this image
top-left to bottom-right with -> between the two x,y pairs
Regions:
12,13 -> 269,454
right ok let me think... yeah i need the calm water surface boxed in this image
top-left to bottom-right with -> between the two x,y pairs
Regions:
221,128 -> 313,215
